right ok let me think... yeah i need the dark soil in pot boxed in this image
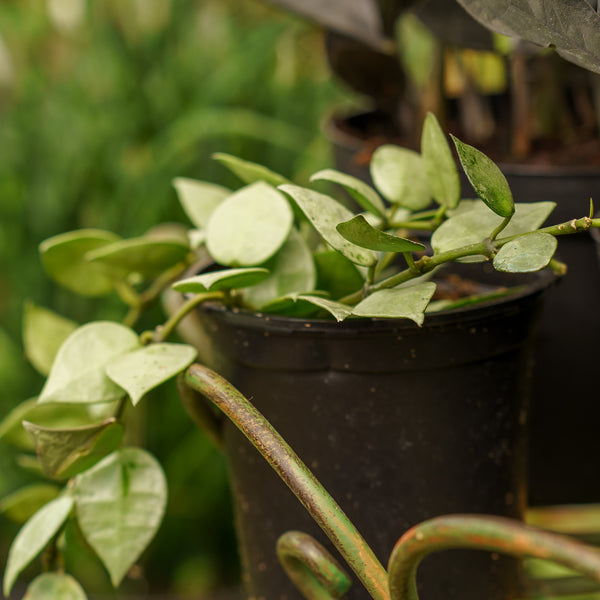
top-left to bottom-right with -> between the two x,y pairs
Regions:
196,264 -> 553,600
327,111 -> 600,507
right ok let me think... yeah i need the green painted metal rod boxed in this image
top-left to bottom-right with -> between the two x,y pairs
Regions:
184,363 -> 390,600
387,514 -> 600,600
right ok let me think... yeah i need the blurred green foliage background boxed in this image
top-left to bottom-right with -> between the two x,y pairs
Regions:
0,0 -> 354,595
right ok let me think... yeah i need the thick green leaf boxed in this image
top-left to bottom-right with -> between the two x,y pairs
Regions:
3,495 -> 74,596
212,152 -> 290,187
431,201 -> 556,260
421,113 -> 460,209
39,230 -> 121,296
206,182 -> 293,266
173,268 -> 270,293
456,0 -> 600,75
23,419 -> 124,480
0,484 -> 61,524
352,282 -> 437,325
337,215 -> 425,253
173,178 -> 231,229
86,237 -> 190,280
39,322 -> 140,405
243,228 -> 316,309
259,294 -> 323,318
310,169 -> 386,218
23,303 -> 78,376
279,184 -> 377,267
494,232 -> 557,273
370,145 -> 432,210
296,295 -> 353,322
106,343 -> 197,406
23,572 -> 87,600
315,250 -> 365,300
75,448 -> 167,587
452,136 -> 514,218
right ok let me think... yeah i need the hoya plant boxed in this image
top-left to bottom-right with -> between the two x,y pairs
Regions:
0,114 -> 597,598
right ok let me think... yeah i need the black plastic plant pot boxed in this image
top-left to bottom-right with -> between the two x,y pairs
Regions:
327,111 -> 600,507
196,264 -> 553,600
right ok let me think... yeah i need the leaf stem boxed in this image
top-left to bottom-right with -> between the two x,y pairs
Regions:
489,214 -> 512,241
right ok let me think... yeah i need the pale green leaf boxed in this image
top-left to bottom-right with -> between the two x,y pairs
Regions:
243,228 -> 316,309
259,291 -> 328,318
279,184 -> 377,267
39,230 -> 121,296
173,178 -> 231,229
431,201 -> 556,261
315,250 -> 365,300
23,419 -> 124,479
421,113 -> 460,208
75,448 -> 167,587
310,169 -> 386,218
23,303 -> 78,376
352,282 -> 437,325
212,152 -> 290,187
86,237 -> 190,280
0,484 -> 61,524
3,495 -> 74,596
370,145 -> 432,210
39,322 -> 140,405
296,295 -> 353,322
173,268 -> 270,294
206,182 -> 293,266
24,572 -> 87,599
337,215 -> 425,253
106,343 -> 197,406
494,232 -> 557,273
452,135 -> 514,217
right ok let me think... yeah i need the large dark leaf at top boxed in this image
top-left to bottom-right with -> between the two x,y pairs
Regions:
456,0 -> 600,74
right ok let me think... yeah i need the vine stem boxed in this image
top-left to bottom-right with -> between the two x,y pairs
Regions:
184,364 -> 391,600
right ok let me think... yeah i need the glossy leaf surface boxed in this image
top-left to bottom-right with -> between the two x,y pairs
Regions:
337,215 -> 425,253
352,282 -> 437,325
3,495 -> 74,596
173,178 -> 231,228
206,182 -> 293,266
0,484 -> 61,524
23,303 -> 78,376
310,169 -> 386,218
39,230 -> 120,296
212,152 -> 290,187
453,136 -> 514,218
174,268 -> 270,293
75,448 -> 167,587
23,572 -> 87,599
421,113 -> 460,209
39,322 -> 139,405
279,184 -> 377,267
370,145 -> 431,210
106,343 -> 197,406
23,419 -> 124,479
494,232 -> 557,272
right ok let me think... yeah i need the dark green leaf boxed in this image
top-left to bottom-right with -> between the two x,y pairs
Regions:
23,573 -> 87,599
212,153 -> 290,187
452,135 -> 514,218
105,343 -> 198,406
3,495 -> 74,596
173,178 -> 231,229
421,113 -> 460,209
0,484 -> 61,524
38,322 -> 140,405
23,419 -> 124,480
337,215 -> 425,253
75,448 -> 167,587
310,169 -> 386,218
173,268 -> 270,293
279,184 -> 377,267
23,303 -> 78,376
494,232 -> 557,273
296,295 -> 353,321
39,230 -> 121,297
206,182 -> 293,266
315,250 -> 365,300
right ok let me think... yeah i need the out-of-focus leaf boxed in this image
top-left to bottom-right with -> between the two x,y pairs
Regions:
39,230 -> 121,296
173,268 -> 270,294
212,153 -> 290,187
206,182 -> 293,267
106,343 -> 197,406
39,322 -> 139,405
337,215 -> 425,252
3,495 -> 74,597
173,178 -> 231,229
23,572 -> 87,599
315,250 -> 366,300
75,449 -> 167,587
0,484 -> 61,524
494,232 -> 557,272
23,302 -> 78,376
